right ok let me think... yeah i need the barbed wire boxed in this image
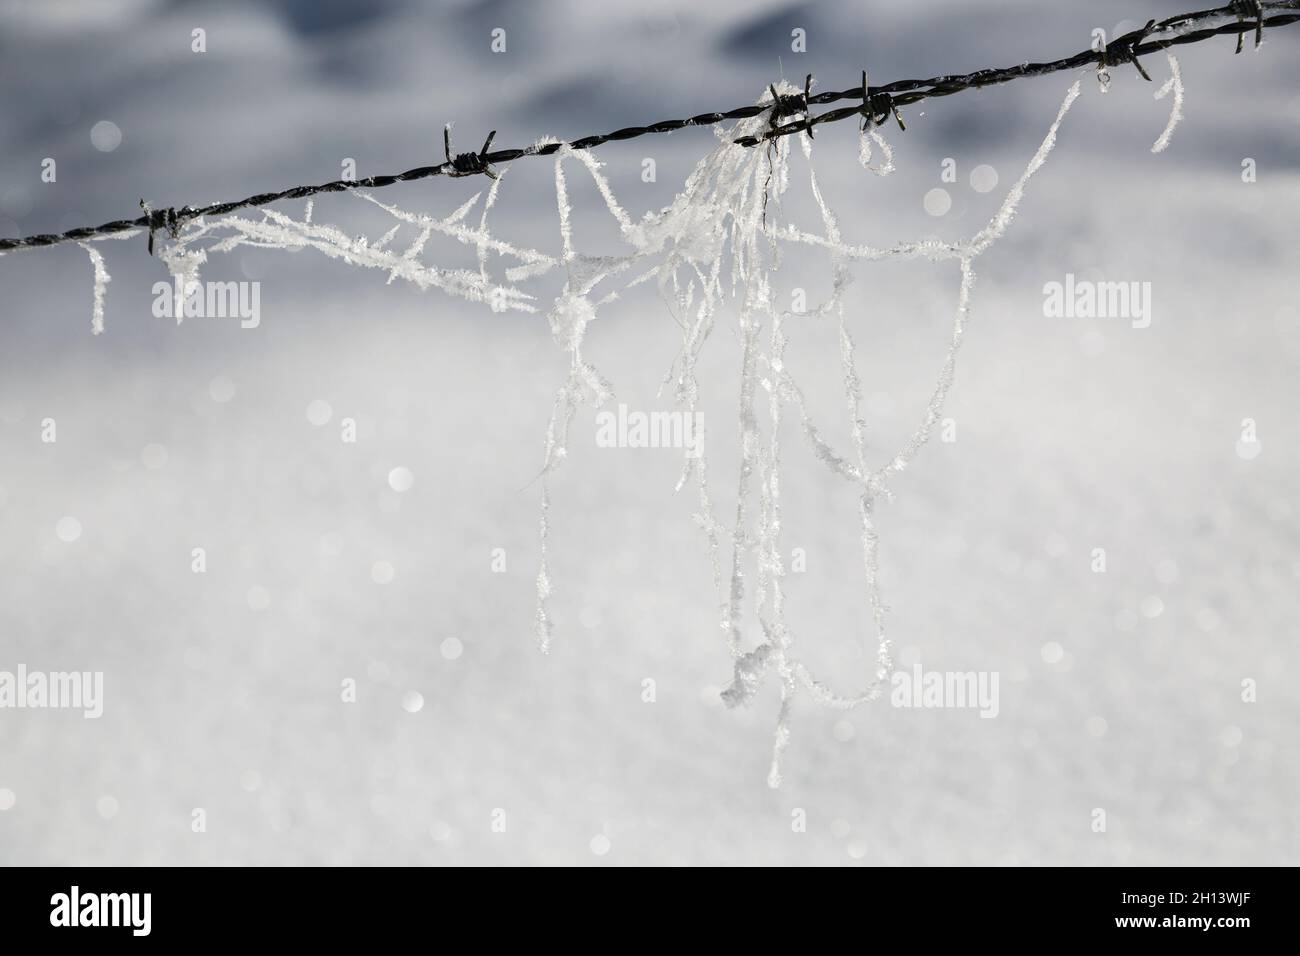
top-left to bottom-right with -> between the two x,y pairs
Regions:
1,0 -> 1296,256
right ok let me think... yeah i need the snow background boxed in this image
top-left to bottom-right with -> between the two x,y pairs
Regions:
0,0 -> 1297,865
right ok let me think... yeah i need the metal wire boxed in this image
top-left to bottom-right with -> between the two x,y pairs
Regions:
2,1 -> 1296,255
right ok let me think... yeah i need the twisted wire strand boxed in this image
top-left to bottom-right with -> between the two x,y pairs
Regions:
1,1 -> 1296,255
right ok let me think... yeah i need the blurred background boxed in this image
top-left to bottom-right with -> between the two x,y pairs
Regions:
0,0 -> 1297,865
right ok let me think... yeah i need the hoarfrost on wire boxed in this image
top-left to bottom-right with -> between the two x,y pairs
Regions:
79,242 -> 110,335
38,73 -> 1188,785
1151,53 -> 1184,154
76,231 -> 137,335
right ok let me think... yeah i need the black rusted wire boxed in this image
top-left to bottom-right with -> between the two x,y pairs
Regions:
2,1 -> 1297,255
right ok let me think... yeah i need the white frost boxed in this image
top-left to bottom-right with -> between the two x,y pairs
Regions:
40,78 -> 1102,786
79,242 -> 110,335
1151,54 -> 1184,154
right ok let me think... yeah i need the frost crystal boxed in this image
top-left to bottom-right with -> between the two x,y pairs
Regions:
79,242 -> 110,335
73,231 -> 137,334
1151,54 -> 1184,154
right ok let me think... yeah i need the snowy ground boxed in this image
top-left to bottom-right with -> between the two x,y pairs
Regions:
0,0 -> 1297,865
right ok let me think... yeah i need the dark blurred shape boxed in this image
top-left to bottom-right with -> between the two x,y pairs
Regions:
718,2 -> 817,59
